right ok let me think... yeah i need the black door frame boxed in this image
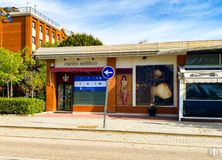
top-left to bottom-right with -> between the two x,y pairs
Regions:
57,84 -> 73,111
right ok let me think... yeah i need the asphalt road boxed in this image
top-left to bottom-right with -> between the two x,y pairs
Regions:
0,136 -> 220,160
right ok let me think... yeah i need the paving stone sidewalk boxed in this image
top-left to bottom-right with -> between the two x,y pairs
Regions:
1,127 -> 222,148
0,113 -> 222,137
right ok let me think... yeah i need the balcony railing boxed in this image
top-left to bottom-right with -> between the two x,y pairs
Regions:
17,7 -> 60,27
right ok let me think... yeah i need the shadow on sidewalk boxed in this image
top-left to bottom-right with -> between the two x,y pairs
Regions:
37,112 -> 178,121
107,114 -> 178,121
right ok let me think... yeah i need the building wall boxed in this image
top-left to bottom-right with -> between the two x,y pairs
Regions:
30,16 -> 66,53
1,16 -> 26,52
116,55 -> 178,114
46,60 -> 57,112
1,15 -> 66,55
45,55 -> 182,115
107,57 -> 116,112
25,16 -> 32,54
0,21 -> 2,48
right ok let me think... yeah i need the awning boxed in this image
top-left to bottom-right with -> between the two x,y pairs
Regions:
179,67 -> 222,83
185,77 -> 222,83
34,40 -> 222,60
49,67 -> 103,73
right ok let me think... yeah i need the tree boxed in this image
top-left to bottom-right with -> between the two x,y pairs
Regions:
20,48 -> 46,98
0,48 -> 11,97
41,42 -> 59,48
59,33 -> 103,47
23,71 -> 44,98
0,48 -> 23,97
0,47 -> 46,98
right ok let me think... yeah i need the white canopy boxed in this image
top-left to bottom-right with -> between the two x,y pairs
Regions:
179,67 -> 222,83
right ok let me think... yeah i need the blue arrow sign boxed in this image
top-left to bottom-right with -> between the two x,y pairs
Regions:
102,66 -> 115,79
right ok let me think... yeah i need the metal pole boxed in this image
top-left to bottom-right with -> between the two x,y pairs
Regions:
103,80 -> 108,128
179,79 -> 184,121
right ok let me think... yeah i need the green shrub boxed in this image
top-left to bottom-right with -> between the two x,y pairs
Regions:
0,98 -> 45,115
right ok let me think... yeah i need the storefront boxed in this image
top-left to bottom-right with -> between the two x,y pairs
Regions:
51,57 -> 107,112
34,40 -> 222,119
179,49 -> 222,120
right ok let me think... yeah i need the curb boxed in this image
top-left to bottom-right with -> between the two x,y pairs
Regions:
0,125 -> 221,138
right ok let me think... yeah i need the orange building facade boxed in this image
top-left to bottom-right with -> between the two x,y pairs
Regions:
34,40 -> 222,118
0,7 -> 69,54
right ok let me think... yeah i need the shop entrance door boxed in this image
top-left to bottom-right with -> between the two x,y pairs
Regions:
57,84 -> 73,111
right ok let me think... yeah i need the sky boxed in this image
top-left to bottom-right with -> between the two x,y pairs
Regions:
1,0 -> 222,45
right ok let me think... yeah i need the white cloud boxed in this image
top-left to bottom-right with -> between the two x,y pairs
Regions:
1,0 -> 222,44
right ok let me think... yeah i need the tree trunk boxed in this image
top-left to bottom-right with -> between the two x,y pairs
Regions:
10,79 -> 13,97
2,86 -> 4,97
6,81 -> 9,98
31,89 -> 34,98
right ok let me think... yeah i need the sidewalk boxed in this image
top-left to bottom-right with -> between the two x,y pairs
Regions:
0,112 -> 222,137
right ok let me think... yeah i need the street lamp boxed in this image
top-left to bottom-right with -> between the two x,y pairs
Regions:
49,63 -> 54,85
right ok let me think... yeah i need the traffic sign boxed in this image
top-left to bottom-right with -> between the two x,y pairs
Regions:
102,66 -> 115,79
102,66 -> 115,128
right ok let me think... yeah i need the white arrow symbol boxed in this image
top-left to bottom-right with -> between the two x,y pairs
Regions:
104,70 -> 113,76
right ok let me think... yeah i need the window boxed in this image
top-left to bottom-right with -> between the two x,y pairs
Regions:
32,36 -> 35,44
46,29 -> 49,35
186,83 -> 222,100
39,39 -> 42,46
39,25 -> 42,32
52,32 -> 54,38
136,65 -> 174,105
184,83 -> 222,117
32,21 -> 35,29
73,76 -> 106,105
187,52 -> 221,65
57,35 -> 60,41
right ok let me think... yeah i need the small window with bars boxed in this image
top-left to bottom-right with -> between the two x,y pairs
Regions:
46,29 -> 49,35
39,25 -> 42,32
32,21 -> 36,29
32,36 -> 36,44
39,39 -> 42,46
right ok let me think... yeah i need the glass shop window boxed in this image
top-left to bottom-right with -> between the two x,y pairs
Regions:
186,83 -> 222,100
136,65 -> 174,105
187,53 -> 220,65
73,76 -> 106,106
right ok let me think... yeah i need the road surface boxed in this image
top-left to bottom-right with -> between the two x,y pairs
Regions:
0,127 -> 221,160
0,136 -> 219,160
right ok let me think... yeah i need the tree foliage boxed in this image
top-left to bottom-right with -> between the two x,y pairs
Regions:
59,33 -> 103,47
19,48 -> 46,98
0,47 -> 46,98
0,48 -> 23,97
41,42 -> 59,48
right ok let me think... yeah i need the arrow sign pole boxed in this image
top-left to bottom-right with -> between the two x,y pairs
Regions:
103,80 -> 108,128
102,66 -> 115,128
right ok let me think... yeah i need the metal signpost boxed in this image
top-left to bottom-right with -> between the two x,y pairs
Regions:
102,66 -> 115,128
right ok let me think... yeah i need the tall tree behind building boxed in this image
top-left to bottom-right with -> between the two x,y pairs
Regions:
59,33 -> 103,47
